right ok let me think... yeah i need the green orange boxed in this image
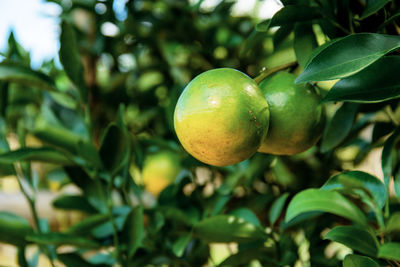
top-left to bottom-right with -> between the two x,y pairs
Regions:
258,72 -> 325,155
142,150 -> 181,196
174,68 -> 269,166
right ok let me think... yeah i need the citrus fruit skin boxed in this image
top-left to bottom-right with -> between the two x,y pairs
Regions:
258,72 -> 325,155
174,68 -> 269,166
142,151 -> 180,196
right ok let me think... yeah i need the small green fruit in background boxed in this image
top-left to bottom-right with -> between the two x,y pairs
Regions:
142,150 -> 181,196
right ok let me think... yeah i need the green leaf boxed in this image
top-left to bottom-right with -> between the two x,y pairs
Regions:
49,91 -> 78,110
382,127 -> 400,192
218,248 -> 274,267
209,194 -> 232,216
64,166 -> 107,213
281,211 -> 323,230
67,214 -> 110,235
241,5 -> 320,58
394,167 -> 400,197
52,194 -> 97,213
273,25 -> 293,50
321,103 -> 358,152
32,117 -> 87,153
321,171 -> 387,209
7,31 -> 30,60
26,232 -> 100,248
378,242 -> 400,261
295,34 -> 400,83
0,212 -> 33,247
343,254 -> 380,267
0,120 -> 15,175
218,171 -> 244,195
386,212 -> 400,234
255,19 -> 271,32
123,206 -> 145,258
378,9 -> 400,29
0,63 -> 56,91
0,163 -> 14,176
239,20 -> 270,58
99,123 -> 130,174
285,189 -> 368,226
322,56 -> 400,103
160,206 -> 196,226
270,5 -> 322,27
91,207 -> 130,239
372,122 -> 395,143
91,219 -> 123,239
269,193 -> 289,226
228,208 -> 261,227
59,20 -> 87,101
0,81 -> 9,117
193,215 -> 268,243
272,158 -> 295,188
58,253 -> 108,267
87,253 -> 116,266
0,118 -> 9,150
294,23 -> 318,68
361,0 -> 391,19
0,147 -> 71,165
172,234 -> 192,258
75,140 -> 103,169
324,226 -> 378,256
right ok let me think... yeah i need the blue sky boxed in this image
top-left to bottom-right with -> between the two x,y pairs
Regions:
0,0 -> 61,68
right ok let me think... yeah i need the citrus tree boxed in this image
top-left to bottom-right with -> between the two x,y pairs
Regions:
0,0 -> 400,266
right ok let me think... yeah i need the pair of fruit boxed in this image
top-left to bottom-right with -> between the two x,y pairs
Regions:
174,68 -> 325,166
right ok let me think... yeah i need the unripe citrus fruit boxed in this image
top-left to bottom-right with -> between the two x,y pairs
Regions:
142,150 -> 180,196
258,72 -> 325,155
174,68 -> 269,166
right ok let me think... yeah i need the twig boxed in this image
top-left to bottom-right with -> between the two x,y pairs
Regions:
108,200 -> 124,266
98,174 -> 125,266
253,62 -> 298,84
14,164 -> 57,267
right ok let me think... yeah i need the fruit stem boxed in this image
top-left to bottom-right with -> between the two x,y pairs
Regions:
253,62 -> 298,84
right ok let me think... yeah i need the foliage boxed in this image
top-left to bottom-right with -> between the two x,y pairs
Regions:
0,0 -> 400,266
